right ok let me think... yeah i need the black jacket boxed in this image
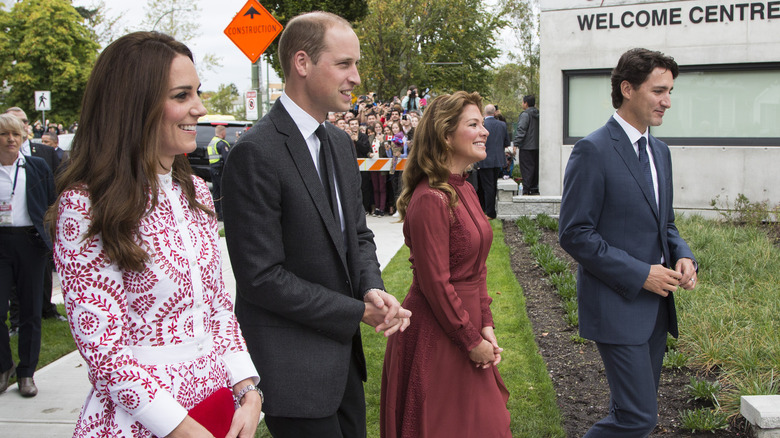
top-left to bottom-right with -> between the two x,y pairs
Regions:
514,107 -> 540,150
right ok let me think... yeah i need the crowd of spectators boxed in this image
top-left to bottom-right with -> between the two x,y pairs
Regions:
330,90 -> 423,217
30,121 -> 77,139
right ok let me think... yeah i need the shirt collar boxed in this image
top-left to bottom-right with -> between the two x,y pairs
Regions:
613,111 -> 648,146
279,91 -> 322,140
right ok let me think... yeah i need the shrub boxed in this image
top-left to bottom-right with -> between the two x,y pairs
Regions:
710,193 -> 777,226
548,272 -> 576,300
678,408 -> 729,432
563,309 -> 578,327
560,297 -> 577,315
663,350 -> 690,370
530,244 -> 569,275
686,377 -> 722,403
535,213 -> 559,232
516,217 -> 542,245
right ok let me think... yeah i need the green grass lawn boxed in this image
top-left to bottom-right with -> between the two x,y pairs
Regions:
674,215 -> 780,415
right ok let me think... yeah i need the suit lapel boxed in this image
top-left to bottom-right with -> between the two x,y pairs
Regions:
608,118 -> 659,220
270,104 -> 347,263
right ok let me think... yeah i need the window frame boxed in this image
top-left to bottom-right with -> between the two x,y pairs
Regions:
563,62 -> 780,146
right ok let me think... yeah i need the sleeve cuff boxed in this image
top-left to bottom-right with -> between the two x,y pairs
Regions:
133,388 -> 188,437
448,324 -> 483,353
222,351 -> 260,386
480,296 -> 494,328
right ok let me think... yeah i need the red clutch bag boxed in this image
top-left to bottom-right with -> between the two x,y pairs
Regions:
188,387 -> 235,438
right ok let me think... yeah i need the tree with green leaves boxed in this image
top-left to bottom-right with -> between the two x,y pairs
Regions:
0,0 -> 99,124
492,0 -> 539,103
489,63 -> 527,126
355,0 -> 503,101
140,0 -> 220,76
75,1 -> 123,47
258,0 -> 369,80
204,83 -> 240,115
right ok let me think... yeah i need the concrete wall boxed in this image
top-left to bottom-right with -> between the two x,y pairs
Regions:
540,0 -> 780,214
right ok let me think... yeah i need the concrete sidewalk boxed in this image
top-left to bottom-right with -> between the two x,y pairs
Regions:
0,214 -> 405,437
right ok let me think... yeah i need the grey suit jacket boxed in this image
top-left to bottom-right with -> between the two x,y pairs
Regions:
222,100 -> 384,417
559,116 -> 695,345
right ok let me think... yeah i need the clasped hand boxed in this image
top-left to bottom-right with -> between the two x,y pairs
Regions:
643,258 -> 698,297
469,327 -> 503,369
362,289 -> 412,337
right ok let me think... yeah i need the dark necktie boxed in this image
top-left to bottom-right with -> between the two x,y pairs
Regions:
314,125 -> 339,222
637,136 -> 655,200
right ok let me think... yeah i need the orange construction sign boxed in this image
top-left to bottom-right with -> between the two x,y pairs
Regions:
224,0 -> 283,63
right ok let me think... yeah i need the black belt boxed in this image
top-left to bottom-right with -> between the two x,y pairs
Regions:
0,226 -> 36,235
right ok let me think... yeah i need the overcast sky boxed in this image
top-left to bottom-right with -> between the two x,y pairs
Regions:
70,1 -> 518,95
73,0 -> 281,94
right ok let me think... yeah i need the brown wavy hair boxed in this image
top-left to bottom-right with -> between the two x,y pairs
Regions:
396,91 -> 483,220
46,31 -> 213,272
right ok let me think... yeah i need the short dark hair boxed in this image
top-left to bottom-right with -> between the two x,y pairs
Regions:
523,95 -> 536,107
611,48 -> 678,109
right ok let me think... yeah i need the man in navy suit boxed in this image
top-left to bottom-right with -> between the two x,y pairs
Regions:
559,48 -> 698,437
477,104 -> 509,219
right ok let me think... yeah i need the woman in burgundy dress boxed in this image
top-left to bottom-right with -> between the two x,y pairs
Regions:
381,92 -> 511,438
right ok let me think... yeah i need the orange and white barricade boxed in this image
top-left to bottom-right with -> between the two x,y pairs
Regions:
356,158 -> 407,171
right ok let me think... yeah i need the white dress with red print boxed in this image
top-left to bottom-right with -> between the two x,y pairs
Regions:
54,172 -> 259,438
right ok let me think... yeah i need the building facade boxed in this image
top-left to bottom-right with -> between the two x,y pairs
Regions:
540,0 -> 780,215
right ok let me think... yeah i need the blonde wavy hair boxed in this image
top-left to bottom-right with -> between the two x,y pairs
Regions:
396,91 -> 483,220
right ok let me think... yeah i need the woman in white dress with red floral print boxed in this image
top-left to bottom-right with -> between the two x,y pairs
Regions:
48,32 -> 262,438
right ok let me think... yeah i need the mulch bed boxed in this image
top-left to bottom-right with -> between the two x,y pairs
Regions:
502,220 -> 748,437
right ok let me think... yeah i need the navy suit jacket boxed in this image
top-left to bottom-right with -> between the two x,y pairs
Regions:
222,100 -> 384,418
23,155 -> 56,249
478,116 -> 509,169
29,142 -> 60,174
559,116 -> 695,345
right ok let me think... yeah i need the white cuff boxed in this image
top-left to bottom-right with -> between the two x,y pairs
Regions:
133,389 -> 188,437
223,351 -> 260,387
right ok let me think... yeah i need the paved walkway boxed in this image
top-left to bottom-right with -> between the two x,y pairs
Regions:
0,214 -> 405,437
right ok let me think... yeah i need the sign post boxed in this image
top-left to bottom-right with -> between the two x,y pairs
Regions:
34,91 -> 51,128
224,0 -> 282,120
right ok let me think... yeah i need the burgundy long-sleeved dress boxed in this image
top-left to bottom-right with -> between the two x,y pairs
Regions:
381,173 -> 511,438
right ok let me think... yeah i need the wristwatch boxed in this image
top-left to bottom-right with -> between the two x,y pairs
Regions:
235,384 -> 264,405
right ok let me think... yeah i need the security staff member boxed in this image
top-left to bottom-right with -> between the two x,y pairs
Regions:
0,114 -> 56,398
207,125 -> 230,220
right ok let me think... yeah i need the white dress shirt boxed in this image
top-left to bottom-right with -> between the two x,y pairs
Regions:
613,112 -> 659,209
0,152 -> 33,227
279,92 -> 346,234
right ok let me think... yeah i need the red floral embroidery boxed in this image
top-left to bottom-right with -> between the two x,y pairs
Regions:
53,178 -> 250,437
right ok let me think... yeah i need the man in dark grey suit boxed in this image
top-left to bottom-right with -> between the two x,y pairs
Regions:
559,48 -> 698,437
476,104 -> 509,219
222,11 -> 410,438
